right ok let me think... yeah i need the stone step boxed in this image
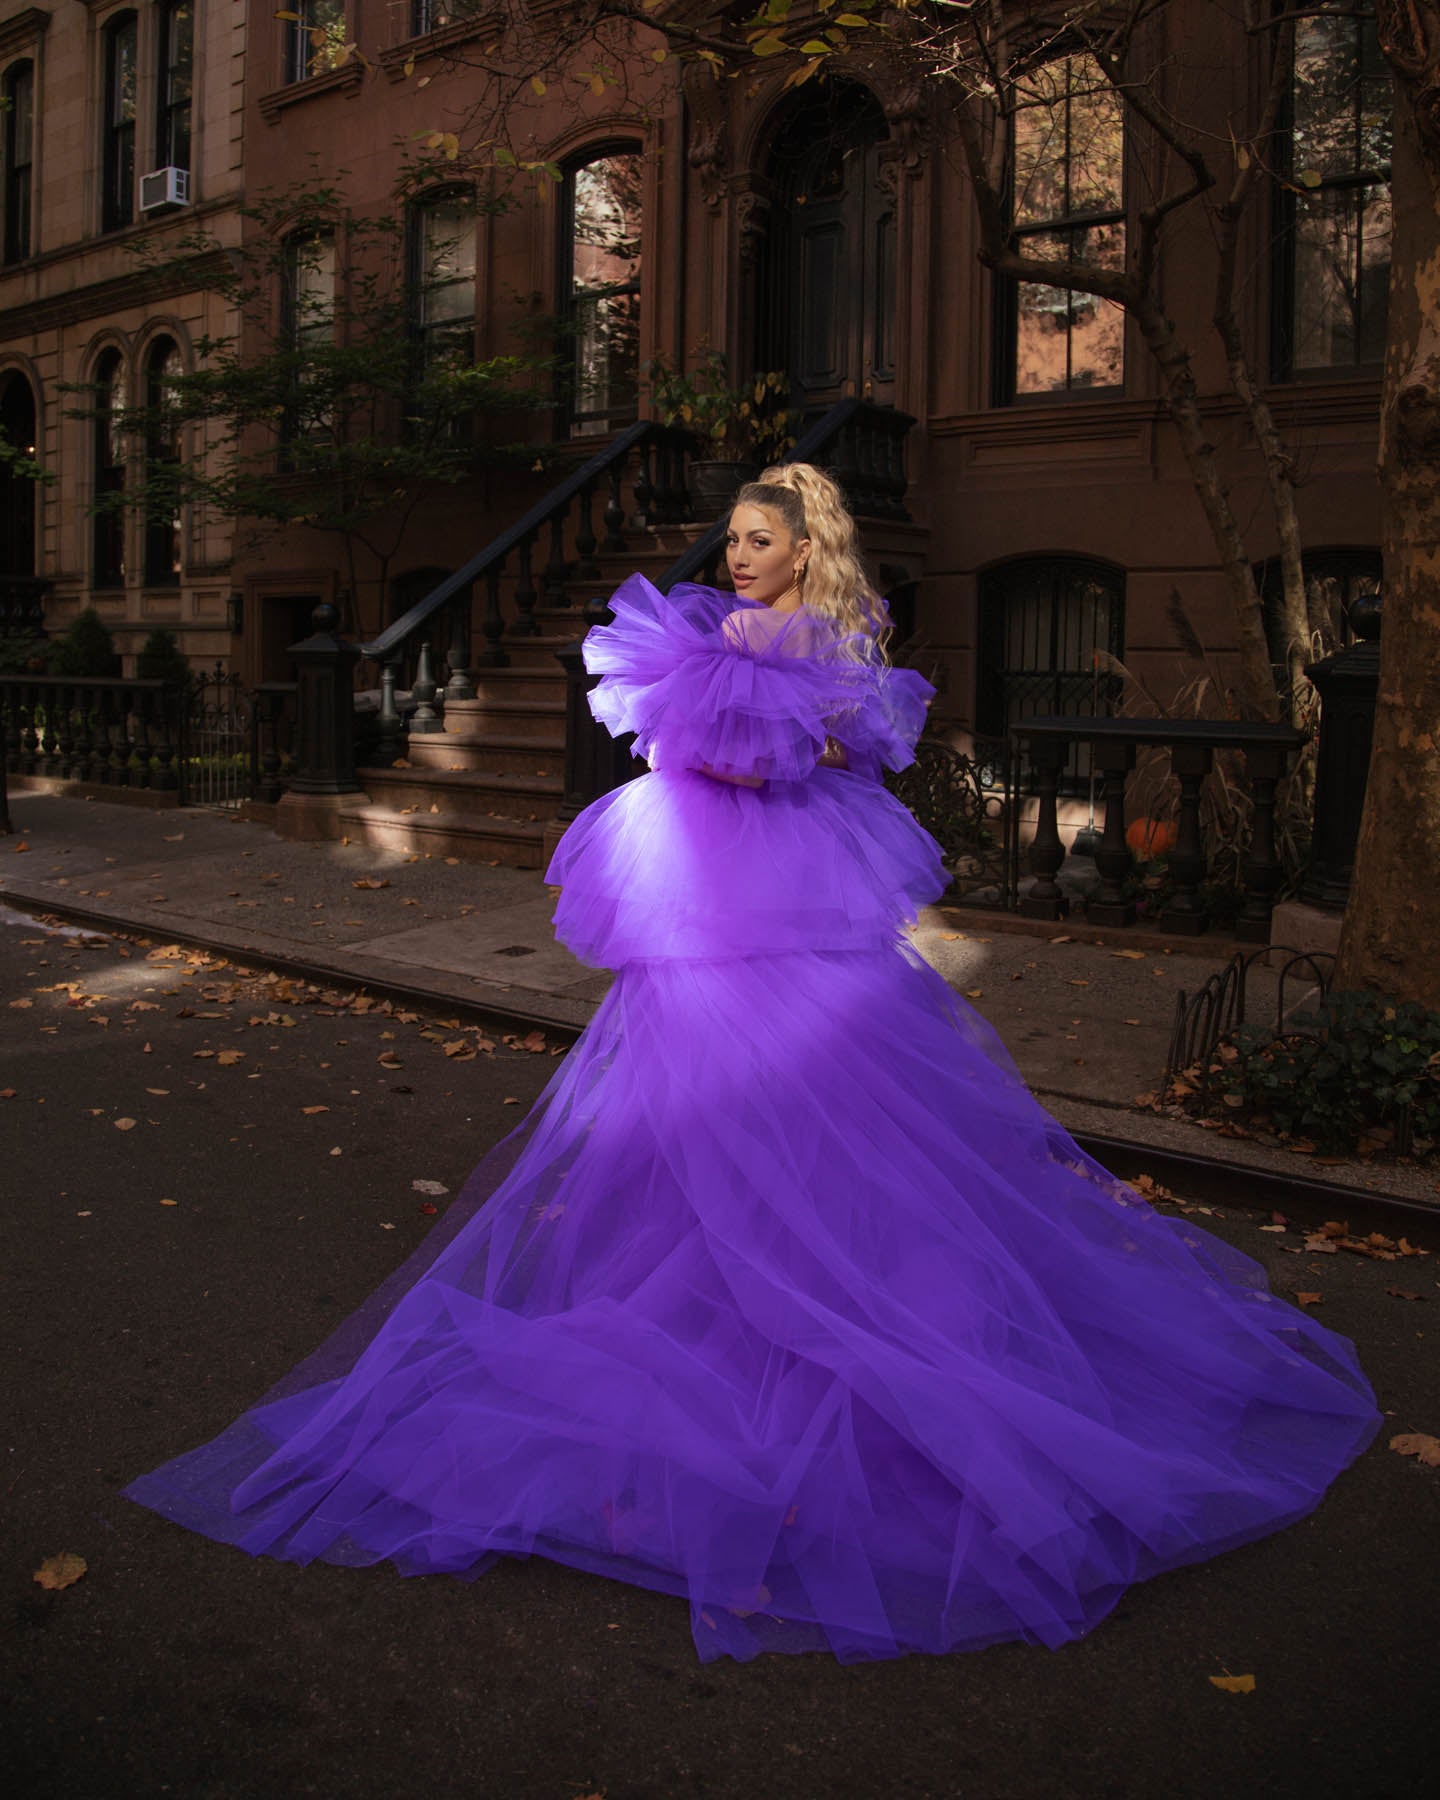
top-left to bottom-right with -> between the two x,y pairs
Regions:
460,666 -> 567,704
404,733 -> 565,778
360,765 -> 565,825
337,802 -> 545,871
431,697 -> 566,741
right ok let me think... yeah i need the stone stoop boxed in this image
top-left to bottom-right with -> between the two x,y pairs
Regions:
336,544 -> 706,867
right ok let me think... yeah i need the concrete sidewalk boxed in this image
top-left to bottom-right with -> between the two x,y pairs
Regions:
3,788 -> 1434,1209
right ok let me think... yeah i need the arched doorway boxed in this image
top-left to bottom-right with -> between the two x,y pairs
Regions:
0,370 -> 38,578
756,81 -> 895,413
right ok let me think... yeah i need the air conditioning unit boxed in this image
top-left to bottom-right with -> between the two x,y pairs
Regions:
139,167 -> 189,213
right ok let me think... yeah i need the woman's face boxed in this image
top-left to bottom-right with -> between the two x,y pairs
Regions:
725,504 -> 810,607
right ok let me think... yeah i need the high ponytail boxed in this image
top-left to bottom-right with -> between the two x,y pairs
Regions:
733,463 -> 891,664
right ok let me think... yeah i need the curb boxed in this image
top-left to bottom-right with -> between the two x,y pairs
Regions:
5,879 -> 1435,1235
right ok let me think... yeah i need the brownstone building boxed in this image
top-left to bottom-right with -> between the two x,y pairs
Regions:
2,3 -> 1389,865
0,0 -> 245,666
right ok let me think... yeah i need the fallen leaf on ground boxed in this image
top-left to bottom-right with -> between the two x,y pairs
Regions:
1389,1432 -> 1440,1467
1294,1291 -> 1323,1306
964,988 -> 983,999
1386,1288 -> 1426,1301
412,1179 -> 449,1196
12,840 -> 29,852
216,1050 -> 245,1067
9,997 -> 33,1009
352,878 -> 390,891
503,1096 -> 520,1105
301,1105 -> 330,1116
33,1552 -> 86,1590
1208,1673 -> 1255,1694
1112,949 -> 1146,960
160,1197 -> 178,1207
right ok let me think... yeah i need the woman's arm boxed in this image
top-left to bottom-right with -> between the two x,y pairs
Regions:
698,762 -> 764,788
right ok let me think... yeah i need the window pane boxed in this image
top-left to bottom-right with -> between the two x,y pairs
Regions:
1013,225 -> 1124,397
292,1 -> 348,82
569,153 -> 642,433
420,201 -> 476,326
1292,181 -> 1391,369
572,156 -> 642,293
1012,62 -> 1070,229
1066,75 -> 1124,216
289,237 -> 335,348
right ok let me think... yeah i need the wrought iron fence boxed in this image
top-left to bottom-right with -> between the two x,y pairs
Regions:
1161,946 -> 1335,1098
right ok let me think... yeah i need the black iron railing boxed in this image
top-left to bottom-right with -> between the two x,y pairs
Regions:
1,674 -> 186,793
1013,716 -> 1306,941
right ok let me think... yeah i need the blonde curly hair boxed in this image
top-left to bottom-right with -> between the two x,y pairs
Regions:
732,463 -> 891,663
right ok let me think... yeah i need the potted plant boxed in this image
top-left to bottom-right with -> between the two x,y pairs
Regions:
644,349 -> 796,520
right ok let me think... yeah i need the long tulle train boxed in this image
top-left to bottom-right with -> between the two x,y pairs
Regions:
125,944 -> 1379,1662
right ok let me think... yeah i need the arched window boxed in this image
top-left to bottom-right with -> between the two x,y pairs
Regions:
996,53 -> 1126,402
92,349 -> 127,587
143,337 -> 183,586
2,59 -> 34,265
563,148 -> 642,436
977,557 -> 1125,782
0,371 -> 39,577
155,1 -> 193,173
102,14 -> 138,232
1274,4 -> 1391,376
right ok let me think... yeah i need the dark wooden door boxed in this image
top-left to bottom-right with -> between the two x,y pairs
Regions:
761,85 -> 895,411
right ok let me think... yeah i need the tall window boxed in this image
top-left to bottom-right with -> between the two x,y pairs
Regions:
156,1 -> 193,172
410,1 -> 445,33
411,192 -> 476,407
977,558 -> 1125,785
281,232 -> 335,445
2,60 -> 34,265
92,350 -> 127,587
143,338 -> 182,586
286,1 -> 348,85
1276,5 -> 1392,376
564,149 -> 642,436
998,54 -> 1125,402
102,14 -> 138,232
0,372 -> 39,577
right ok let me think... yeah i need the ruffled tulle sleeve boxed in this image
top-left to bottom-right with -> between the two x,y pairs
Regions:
583,574 -> 876,782
827,664 -> 935,783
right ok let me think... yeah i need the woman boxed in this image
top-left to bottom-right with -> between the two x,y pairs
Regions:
126,464 -> 1379,1663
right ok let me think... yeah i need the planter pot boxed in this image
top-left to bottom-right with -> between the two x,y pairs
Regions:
688,460 -> 759,521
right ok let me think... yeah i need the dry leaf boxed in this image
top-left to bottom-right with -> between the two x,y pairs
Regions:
1295,1291 -> 1323,1306
1208,1673 -> 1255,1694
160,1197 -> 178,1207
412,1179 -> 449,1196
352,878 -> 390,891
1111,950 -> 1146,960
503,1096 -> 520,1105
216,1051 -> 245,1067
964,988 -> 984,1000
9,997 -> 33,1009
114,1117 -> 138,1131
301,1105 -> 330,1116
33,1552 -> 87,1590
1389,1432 -> 1440,1466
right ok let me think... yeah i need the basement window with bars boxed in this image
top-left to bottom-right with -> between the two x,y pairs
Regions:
977,557 -> 1125,788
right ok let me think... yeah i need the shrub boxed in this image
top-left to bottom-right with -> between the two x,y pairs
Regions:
46,607 -> 121,677
135,627 -> 191,684
1188,988 -> 1440,1157
0,631 -> 48,676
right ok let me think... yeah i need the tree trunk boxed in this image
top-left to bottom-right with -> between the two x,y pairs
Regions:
1131,297 -> 1282,721
1334,70 -> 1440,1006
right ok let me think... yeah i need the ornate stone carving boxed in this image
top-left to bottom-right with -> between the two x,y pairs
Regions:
735,189 -> 771,269
682,58 -> 729,210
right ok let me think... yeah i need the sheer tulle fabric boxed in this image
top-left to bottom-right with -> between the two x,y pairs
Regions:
125,580 -> 1380,1663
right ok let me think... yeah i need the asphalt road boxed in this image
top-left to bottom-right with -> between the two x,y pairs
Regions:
3,907 -> 1438,1800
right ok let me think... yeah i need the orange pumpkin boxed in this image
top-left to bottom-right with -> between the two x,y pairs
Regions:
1126,816 -> 1178,858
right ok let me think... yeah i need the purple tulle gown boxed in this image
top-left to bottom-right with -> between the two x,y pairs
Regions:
125,575 -> 1380,1662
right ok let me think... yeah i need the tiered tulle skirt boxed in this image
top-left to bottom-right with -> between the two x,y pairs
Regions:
126,931 -> 1380,1662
